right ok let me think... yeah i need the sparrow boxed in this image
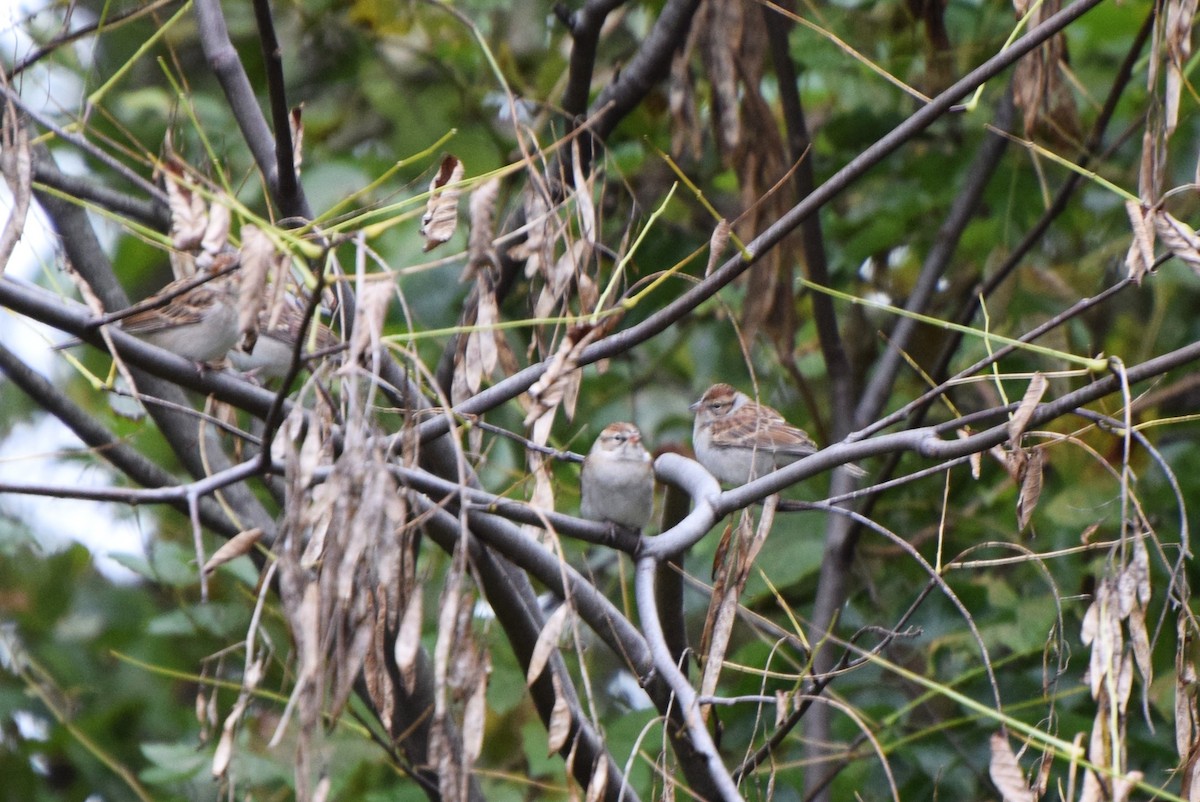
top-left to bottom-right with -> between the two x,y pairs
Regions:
690,383 -> 863,484
58,269 -> 241,364
580,422 -> 655,531
228,303 -> 339,379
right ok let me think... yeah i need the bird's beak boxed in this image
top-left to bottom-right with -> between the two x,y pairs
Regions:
688,399 -> 701,412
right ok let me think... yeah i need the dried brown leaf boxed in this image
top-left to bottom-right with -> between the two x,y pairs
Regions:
1125,201 -> 1156,285
547,673 -> 572,755
1175,617 -> 1199,760
1016,449 -> 1044,532
421,155 -> 465,252
349,280 -> 392,366
988,733 -> 1036,802
464,177 -> 501,282
1165,0 -> 1199,135
200,202 -> 231,264
585,754 -> 608,802
0,100 -> 32,277
1155,210 -> 1200,275
1009,373 -> 1047,448
465,287 -> 499,393
237,225 -> 276,353
394,587 -> 424,692
668,38 -> 702,160
290,105 -> 304,176
162,161 -> 208,251
462,653 -> 488,765
1138,126 -> 1162,201
212,722 -> 234,779
524,324 -> 597,436
705,219 -> 731,276
528,602 -> 571,687
572,140 -> 596,245
203,527 -> 264,574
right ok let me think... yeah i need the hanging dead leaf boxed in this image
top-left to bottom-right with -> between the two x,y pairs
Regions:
237,225 -> 277,353
421,155 -> 465,252
668,31 -> 702,160
1165,0 -> 1199,136
514,187 -> 554,280
1155,210 -> 1200,275
1125,201 -> 1156,285
290,105 -> 304,176
1008,373 -> 1047,449
394,586 -> 424,692
585,754 -> 608,802
199,202 -> 231,266
0,96 -> 32,277
523,324 -> 598,441
528,602 -> 572,687
161,160 -> 208,251
705,219 -> 731,276
464,177 -> 501,282
571,139 -> 596,245
464,285 -> 499,394
547,674 -> 572,754
462,652 -> 489,765
349,280 -> 392,366
203,528 -> 264,574
988,732 -> 1036,802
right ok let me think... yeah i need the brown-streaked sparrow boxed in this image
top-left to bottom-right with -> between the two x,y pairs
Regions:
690,383 -> 862,484
58,269 -> 241,364
580,422 -> 655,531
228,303 -> 338,379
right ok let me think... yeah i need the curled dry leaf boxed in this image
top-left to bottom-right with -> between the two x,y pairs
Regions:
464,177 -> 501,282
585,754 -> 608,802
515,187 -> 554,280
0,99 -> 32,277
1164,0 -> 1199,136
349,280 -> 392,366
464,284 -> 499,394
237,225 -> 277,353
527,602 -> 572,687
1008,372 -> 1047,449
988,733 -> 1036,802
571,139 -> 596,245
462,652 -> 489,766
705,219 -> 731,276
1015,448 -> 1044,532
394,586 -> 424,693
1124,201 -> 1156,285
547,673 -> 572,755
161,160 -> 209,252
290,105 -> 304,176
536,238 -> 591,320
668,32 -> 702,160
203,527 -> 264,574
524,324 -> 598,443
1154,210 -> 1200,275
1175,616 -> 1199,761
199,202 -> 231,266
421,155 -> 465,252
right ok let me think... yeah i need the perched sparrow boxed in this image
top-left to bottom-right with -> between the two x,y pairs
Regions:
228,303 -> 338,379
580,422 -> 655,531
58,269 -> 240,364
690,383 -> 863,484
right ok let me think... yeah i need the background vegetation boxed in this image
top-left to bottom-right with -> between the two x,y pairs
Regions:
0,0 -> 1196,800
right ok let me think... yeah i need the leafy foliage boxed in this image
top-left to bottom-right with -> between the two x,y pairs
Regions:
1,0 -> 1199,801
